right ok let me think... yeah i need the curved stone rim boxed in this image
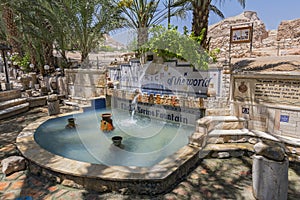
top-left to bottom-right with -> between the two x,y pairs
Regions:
16,111 -> 201,193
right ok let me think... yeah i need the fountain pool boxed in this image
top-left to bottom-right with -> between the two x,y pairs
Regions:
16,109 -> 202,194
34,109 -> 195,167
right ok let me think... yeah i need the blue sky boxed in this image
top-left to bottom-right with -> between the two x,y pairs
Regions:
173,0 -> 300,31
112,0 -> 300,45
209,0 -> 300,30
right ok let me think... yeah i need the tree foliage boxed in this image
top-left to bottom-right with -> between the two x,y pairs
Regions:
171,0 -> 246,49
116,0 -> 190,49
0,0 -> 123,72
141,25 -> 210,69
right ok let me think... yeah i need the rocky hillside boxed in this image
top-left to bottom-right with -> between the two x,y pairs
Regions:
277,19 -> 300,41
208,11 -> 300,58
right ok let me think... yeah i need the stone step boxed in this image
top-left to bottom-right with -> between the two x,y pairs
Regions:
203,143 -> 254,152
208,129 -> 254,137
0,102 -> 29,120
207,129 -> 255,144
0,98 -> 27,110
199,143 -> 254,159
251,130 -> 300,147
201,116 -> 246,123
197,116 -> 246,133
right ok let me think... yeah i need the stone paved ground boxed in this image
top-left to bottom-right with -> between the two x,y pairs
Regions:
0,107 -> 299,200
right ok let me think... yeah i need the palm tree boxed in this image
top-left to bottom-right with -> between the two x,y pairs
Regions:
3,0 -> 123,70
5,0 -> 61,72
56,0 -> 124,62
117,0 -> 186,49
0,2 -> 22,54
172,0 -> 246,49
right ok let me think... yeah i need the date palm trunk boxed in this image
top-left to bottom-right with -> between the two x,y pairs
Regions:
192,0 -> 210,49
137,27 -> 148,50
2,6 -> 22,54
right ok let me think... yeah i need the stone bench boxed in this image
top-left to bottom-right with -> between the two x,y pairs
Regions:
0,98 -> 27,110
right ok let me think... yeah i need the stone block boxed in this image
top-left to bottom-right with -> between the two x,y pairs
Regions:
1,156 -> 26,175
199,150 -> 210,159
217,152 -> 230,159
254,142 -> 285,162
189,132 -> 207,147
28,97 -> 47,107
47,100 -> 60,115
48,94 -> 58,101
220,121 -> 244,130
62,179 -> 84,189
229,150 -> 244,157
197,126 -> 207,134
248,137 -> 258,144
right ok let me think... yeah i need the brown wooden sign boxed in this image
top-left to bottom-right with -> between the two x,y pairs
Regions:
230,26 -> 252,43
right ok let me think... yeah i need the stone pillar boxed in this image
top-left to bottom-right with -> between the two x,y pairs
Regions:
49,76 -> 58,94
252,142 -> 288,200
29,72 -> 37,87
252,155 -> 288,200
43,76 -> 50,91
57,76 -> 67,97
47,94 -> 60,115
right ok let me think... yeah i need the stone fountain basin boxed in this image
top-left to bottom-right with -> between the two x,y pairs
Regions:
16,112 -> 201,194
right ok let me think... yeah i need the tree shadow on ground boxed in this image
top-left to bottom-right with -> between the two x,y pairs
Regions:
164,157 -> 253,200
288,162 -> 300,200
289,162 -> 300,176
232,59 -> 300,72
231,59 -> 255,72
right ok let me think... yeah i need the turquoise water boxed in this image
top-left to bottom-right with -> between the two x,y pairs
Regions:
34,109 -> 195,167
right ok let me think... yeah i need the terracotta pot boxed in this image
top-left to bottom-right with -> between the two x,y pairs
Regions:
101,113 -> 114,132
112,136 -> 122,146
66,118 -> 76,129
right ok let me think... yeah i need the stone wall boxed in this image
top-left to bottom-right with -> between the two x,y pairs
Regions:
65,69 -> 107,99
232,72 -> 300,139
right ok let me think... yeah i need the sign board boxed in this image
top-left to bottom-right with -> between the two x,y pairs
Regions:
280,115 -> 289,123
230,26 -> 252,44
114,98 -> 205,125
242,107 -> 249,114
109,61 -> 221,97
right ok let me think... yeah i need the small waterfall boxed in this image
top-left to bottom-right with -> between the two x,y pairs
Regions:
130,93 -> 139,120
